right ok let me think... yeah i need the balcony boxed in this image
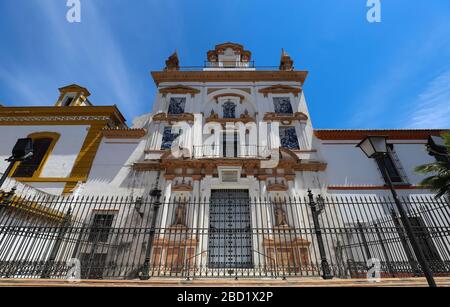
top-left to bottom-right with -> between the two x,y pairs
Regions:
193,144 -> 270,159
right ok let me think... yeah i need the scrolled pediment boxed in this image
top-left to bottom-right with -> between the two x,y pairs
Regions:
259,84 -> 302,97
159,85 -> 200,98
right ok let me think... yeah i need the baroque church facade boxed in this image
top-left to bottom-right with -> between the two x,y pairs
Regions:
0,43 -> 448,279
0,43 -> 444,200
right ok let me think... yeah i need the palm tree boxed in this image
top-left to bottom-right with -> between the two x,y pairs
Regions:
415,133 -> 450,201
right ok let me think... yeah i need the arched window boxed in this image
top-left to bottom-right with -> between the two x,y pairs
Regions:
10,132 -> 60,178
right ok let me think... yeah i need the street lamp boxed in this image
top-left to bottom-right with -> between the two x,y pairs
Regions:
356,136 -> 437,287
308,190 -> 333,280
0,138 -> 34,189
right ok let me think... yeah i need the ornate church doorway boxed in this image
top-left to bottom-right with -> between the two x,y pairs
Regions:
207,189 -> 253,269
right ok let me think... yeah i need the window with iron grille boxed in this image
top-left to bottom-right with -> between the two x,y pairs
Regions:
88,214 -> 114,243
11,138 -> 53,178
160,126 -> 179,150
375,144 -> 406,184
167,97 -> 186,115
222,100 -> 236,119
273,97 -> 293,115
279,126 -> 300,149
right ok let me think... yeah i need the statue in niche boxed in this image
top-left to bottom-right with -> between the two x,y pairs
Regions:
173,203 -> 186,226
274,203 -> 289,227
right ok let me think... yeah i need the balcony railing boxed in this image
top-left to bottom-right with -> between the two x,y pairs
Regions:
176,62 -> 278,71
192,145 -> 271,159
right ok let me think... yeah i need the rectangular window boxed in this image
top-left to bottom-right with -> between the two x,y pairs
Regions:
408,217 -> 441,263
279,126 -> 300,149
88,213 -> 115,243
222,132 -> 238,157
167,97 -> 186,115
11,138 -> 53,178
375,145 -> 404,183
160,126 -> 179,150
273,97 -> 293,115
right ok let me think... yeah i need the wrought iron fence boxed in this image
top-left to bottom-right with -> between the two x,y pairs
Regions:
0,189 -> 449,280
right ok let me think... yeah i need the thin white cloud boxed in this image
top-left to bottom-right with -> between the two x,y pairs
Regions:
406,69 -> 450,129
346,20 -> 450,129
0,1 -> 146,119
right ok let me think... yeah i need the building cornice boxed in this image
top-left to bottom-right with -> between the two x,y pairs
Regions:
102,128 -> 147,139
152,112 -> 195,123
159,85 -> 200,97
263,112 -> 308,123
0,106 -> 127,126
151,70 -> 308,86
258,84 -> 302,97
314,129 -> 447,140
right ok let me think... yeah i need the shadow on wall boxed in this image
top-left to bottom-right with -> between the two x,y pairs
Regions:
87,141 -> 145,185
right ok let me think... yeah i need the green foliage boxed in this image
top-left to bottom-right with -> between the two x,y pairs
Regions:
415,132 -> 450,199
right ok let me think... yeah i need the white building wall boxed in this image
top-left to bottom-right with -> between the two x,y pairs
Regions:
0,125 -> 88,178
80,137 -> 148,196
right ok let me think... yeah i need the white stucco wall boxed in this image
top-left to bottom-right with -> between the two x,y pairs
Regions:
0,125 -> 88,178
317,140 -> 435,187
80,137 -> 148,196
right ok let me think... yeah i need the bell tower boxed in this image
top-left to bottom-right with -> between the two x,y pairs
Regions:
55,84 -> 92,107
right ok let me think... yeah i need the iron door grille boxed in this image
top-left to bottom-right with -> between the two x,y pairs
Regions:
208,190 -> 253,269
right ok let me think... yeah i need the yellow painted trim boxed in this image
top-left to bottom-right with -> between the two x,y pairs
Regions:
62,123 -> 105,194
0,120 -> 107,126
9,132 -> 60,179
0,105 -> 126,125
14,177 -> 85,183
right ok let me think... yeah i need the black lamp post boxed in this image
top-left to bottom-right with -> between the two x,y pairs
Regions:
308,190 -> 333,280
0,138 -> 34,189
356,136 -> 436,287
138,171 -> 162,280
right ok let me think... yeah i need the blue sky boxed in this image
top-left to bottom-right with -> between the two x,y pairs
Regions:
0,0 -> 449,129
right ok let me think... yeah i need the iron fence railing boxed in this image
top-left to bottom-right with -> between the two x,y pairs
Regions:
0,190 -> 449,280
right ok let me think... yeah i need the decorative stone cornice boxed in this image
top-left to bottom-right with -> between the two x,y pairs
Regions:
0,106 -> 127,126
263,112 -> 308,124
267,183 -> 289,192
172,183 -> 193,192
0,115 -> 111,122
102,128 -> 146,139
259,84 -> 302,97
159,85 -> 200,98
152,112 -> 195,124
314,129 -> 447,140
151,70 -> 308,86
213,93 -> 245,103
205,111 -> 256,124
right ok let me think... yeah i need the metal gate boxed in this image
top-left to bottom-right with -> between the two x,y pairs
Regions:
207,190 -> 253,269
